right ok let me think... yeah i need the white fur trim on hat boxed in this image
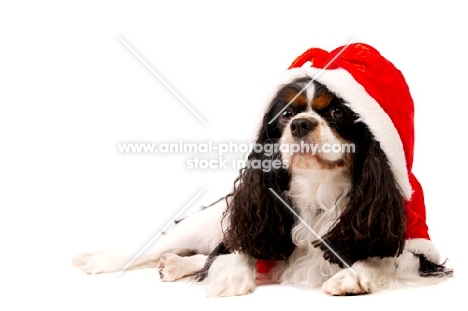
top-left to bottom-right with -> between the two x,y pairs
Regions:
405,238 -> 441,263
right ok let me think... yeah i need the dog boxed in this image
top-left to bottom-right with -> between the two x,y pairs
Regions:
73,43 -> 452,296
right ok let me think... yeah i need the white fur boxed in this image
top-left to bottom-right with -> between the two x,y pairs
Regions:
158,253 -> 208,282
203,253 -> 257,297
271,165 -> 351,288
322,268 -> 371,295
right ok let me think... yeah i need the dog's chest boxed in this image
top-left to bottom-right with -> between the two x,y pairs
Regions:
287,169 -> 352,237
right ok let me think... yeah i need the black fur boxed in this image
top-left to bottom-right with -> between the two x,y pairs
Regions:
174,197 -> 225,224
313,112 -> 407,267
415,253 -> 453,277
193,242 -> 230,282
221,82 -> 308,261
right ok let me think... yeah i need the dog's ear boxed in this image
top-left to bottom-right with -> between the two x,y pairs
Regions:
222,112 -> 296,261
314,127 -> 407,267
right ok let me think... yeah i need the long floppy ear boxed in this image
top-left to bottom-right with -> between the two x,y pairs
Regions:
222,111 -> 296,261
314,127 -> 407,267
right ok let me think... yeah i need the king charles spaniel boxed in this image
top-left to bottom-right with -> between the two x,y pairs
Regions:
73,43 -> 452,296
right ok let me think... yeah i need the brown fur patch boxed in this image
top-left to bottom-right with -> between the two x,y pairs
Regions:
284,89 -> 308,109
312,91 -> 334,111
290,154 -> 349,170
315,154 -> 352,170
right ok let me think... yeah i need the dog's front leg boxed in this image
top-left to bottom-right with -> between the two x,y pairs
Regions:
321,250 -> 430,295
202,252 -> 257,297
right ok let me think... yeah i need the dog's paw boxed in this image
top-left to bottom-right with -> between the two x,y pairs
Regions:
158,253 -> 184,282
72,251 -> 129,274
321,269 -> 371,296
204,254 -> 257,297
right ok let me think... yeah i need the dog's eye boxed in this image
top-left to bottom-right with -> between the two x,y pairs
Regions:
281,107 -> 293,120
331,108 -> 343,119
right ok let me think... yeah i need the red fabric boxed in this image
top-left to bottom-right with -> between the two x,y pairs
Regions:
406,173 -> 430,239
257,260 -> 277,274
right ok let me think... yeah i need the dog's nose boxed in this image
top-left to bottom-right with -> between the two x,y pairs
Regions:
290,118 -> 317,138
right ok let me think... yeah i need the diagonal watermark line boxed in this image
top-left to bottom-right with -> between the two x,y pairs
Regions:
117,188 -> 206,275
268,188 -> 357,275
118,36 -> 207,125
268,37 -> 356,125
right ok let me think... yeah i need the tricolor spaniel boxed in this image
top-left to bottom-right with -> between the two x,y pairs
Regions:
73,43 -> 452,296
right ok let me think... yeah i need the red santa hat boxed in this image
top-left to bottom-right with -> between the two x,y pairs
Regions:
258,43 -> 439,274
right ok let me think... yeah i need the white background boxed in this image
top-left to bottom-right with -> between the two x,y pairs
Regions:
1,1 -> 466,310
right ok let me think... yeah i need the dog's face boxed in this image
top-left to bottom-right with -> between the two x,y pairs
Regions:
267,78 -> 365,171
